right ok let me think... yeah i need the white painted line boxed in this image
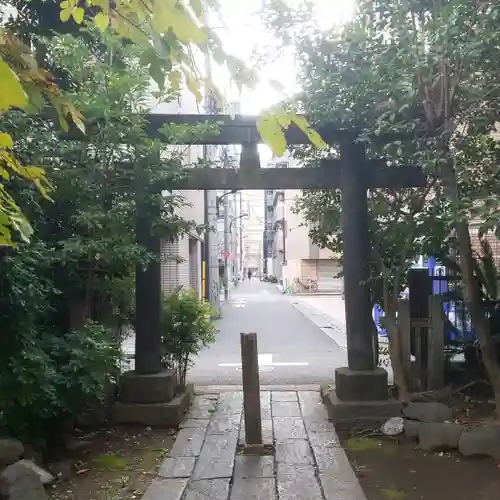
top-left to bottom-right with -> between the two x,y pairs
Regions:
218,353 -> 309,368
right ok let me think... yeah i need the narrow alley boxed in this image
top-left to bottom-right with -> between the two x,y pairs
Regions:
188,280 -> 347,387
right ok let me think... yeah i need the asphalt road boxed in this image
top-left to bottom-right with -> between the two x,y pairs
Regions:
187,280 -> 347,387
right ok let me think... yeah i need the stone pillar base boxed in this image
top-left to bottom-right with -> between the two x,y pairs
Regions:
113,384 -> 194,427
119,370 -> 176,404
335,366 -> 388,401
320,367 -> 401,431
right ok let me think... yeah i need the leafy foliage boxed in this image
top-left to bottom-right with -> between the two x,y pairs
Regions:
0,29 -> 204,445
161,288 -> 218,388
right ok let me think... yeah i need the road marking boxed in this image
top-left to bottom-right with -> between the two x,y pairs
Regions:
218,353 -> 309,368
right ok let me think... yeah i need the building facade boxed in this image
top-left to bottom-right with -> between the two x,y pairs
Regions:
264,153 -> 344,293
242,190 -> 265,275
152,91 -> 205,297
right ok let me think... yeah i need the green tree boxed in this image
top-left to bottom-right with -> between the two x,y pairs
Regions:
264,0 -> 500,407
0,28 -> 209,443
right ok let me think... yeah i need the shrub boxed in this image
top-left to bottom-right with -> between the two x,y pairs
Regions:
0,318 -> 122,447
160,288 -> 218,389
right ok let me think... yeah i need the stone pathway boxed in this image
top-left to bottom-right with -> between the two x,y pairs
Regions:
142,390 -> 366,500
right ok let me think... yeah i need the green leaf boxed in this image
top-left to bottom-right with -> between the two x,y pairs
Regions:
257,114 -> 287,156
72,7 -> 85,24
94,12 -> 109,31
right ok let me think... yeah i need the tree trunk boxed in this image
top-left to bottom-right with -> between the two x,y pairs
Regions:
440,160 -> 500,416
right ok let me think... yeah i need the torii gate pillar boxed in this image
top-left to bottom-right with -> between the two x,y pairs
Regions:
322,141 -> 402,427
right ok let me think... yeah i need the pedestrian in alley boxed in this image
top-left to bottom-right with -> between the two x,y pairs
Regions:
247,269 -> 252,281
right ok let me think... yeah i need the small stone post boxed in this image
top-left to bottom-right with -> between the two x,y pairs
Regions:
240,332 -> 263,446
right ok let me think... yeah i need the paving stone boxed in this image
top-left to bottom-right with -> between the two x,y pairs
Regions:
303,418 -> 336,434
142,478 -> 188,500
277,464 -> 323,500
260,407 -> 272,419
320,473 -> 367,500
271,391 -> 298,402
271,401 -> 301,417
233,455 -> 275,478
297,391 -> 321,405
309,436 -> 348,473
158,457 -> 196,478
298,393 -> 328,420
273,417 -> 307,440
275,439 -> 314,465
217,393 -> 244,416
239,419 -> 273,446
207,415 -> 241,435
169,427 -> 206,457
260,391 -> 271,406
192,433 -> 238,479
179,419 -> 210,430
188,397 -> 218,419
230,477 -> 276,500
183,478 -> 230,500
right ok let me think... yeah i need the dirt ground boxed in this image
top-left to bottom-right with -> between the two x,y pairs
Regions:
48,426 -> 175,500
340,432 -> 500,500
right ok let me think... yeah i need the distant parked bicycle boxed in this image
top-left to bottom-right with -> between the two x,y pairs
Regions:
292,277 -> 318,293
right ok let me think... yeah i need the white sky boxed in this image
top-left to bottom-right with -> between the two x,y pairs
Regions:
211,0 -> 356,162
214,0 -> 356,113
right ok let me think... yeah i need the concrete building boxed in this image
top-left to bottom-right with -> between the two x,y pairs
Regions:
263,152 -> 343,293
242,190 -> 265,275
152,91 -> 205,297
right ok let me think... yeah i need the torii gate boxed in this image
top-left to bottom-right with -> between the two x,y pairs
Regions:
130,114 -> 425,414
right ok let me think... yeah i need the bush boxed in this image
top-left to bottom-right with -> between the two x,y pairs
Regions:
160,288 -> 218,389
0,320 -> 121,448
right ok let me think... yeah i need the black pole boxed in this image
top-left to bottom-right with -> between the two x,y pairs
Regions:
135,186 -> 163,374
340,141 -> 375,371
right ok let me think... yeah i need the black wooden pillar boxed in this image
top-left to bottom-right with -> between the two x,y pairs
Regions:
340,141 -> 375,371
135,187 -> 163,375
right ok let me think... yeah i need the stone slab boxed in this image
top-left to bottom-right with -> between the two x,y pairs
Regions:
169,427 -> 206,457
271,391 -> 298,402
179,419 -> 210,430
275,439 -> 314,465
119,370 -> 176,404
230,477 -> 276,500
273,417 -> 307,440
189,396 -> 218,419
335,367 -> 389,402
207,415 -> 241,435
183,478 -> 230,500
157,457 -> 196,478
322,388 -> 402,430
142,478 -> 188,500
112,385 -> 193,427
277,464 -> 323,500
309,437 -> 352,474
233,455 -> 275,478
271,401 -> 301,417
320,473 -> 367,500
191,433 -> 238,479
239,419 -> 273,446
216,392 -> 244,415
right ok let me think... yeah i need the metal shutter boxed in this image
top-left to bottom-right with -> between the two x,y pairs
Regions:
317,259 -> 343,293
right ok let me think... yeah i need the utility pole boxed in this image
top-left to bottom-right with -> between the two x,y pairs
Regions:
223,184 -> 230,300
239,191 -> 244,276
